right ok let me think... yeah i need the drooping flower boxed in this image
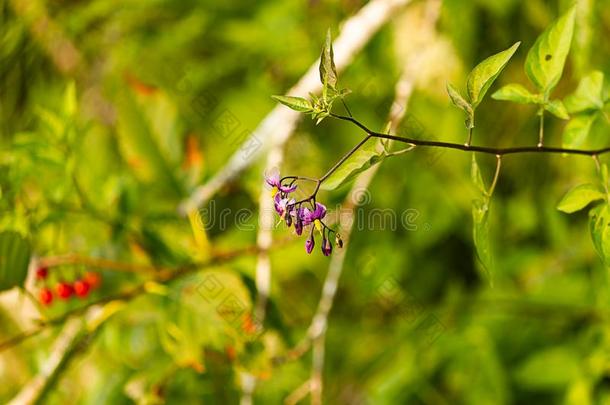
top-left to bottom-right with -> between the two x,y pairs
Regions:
321,236 -> 332,256
266,171 -> 297,195
293,207 -> 305,235
274,194 -> 295,219
301,202 -> 326,226
305,234 -> 315,254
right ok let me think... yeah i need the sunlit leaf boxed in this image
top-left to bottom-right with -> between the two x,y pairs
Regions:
562,113 -> 597,149
446,83 -> 474,128
544,99 -> 569,119
564,70 -> 605,113
467,42 -> 520,108
492,83 -> 541,104
321,139 -> 386,191
0,231 -> 31,292
271,95 -> 313,112
319,29 -> 337,90
557,183 -> 605,213
524,7 -> 576,94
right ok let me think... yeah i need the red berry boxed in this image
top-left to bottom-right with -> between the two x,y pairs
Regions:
39,288 -> 53,306
56,282 -> 73,300
35,267 -> 49,280
84,272 -> 101,290
73,280 -> 90,298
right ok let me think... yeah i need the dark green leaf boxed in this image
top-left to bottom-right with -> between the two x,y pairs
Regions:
557,183 -> 605,213
467,42 -> 520,108
524,7 -> 576,94
0,231 -> 31,292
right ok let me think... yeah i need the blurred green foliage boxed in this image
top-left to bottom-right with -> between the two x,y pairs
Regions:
3,0 -> 610,404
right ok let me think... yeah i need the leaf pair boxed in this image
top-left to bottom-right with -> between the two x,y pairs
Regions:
447,42 -> 520,132
272,30 -> 348,125
493,7 -> 576,120
562,71 -> 607,148
557,165 -> 610,264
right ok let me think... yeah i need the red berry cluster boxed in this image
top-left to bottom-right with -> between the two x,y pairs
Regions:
35,266 -> 102,306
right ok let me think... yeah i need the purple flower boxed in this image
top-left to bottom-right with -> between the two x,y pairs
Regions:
305,235 -> 315,254
293,207 -> 305,235
301,203 -> 326,226
274,194 -> 295,219
266,171 -> 297,194
321,237 -> 332,256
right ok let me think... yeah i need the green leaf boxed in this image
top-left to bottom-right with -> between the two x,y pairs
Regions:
446,83 -> 474,128
515,347 -> 581,389
524,7 -> 576,94
471,154 -> 487,195
467,42 -> 520,108
321,139 -> 387,190
271,95 -> 313,112
116,90 -> 183,197
0,231 -> 31,292
565,70 -> 605,113
588,203 -> 610,264
562,113 -> 597,149
544,99 -> 569,119
557,183 -> 605,213
492,83 -> 541,104
319,29 -> 337,90
472,198 -> 494,279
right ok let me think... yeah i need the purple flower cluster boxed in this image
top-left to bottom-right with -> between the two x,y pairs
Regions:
266,171 -> 342,256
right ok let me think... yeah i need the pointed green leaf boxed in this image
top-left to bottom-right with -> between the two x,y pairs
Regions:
544,99 -> 569,119
492,83 -> 542,104
319,29 -> 337,90
472,198 -> 494,279
562,113 -> 597,148
557,183 -> 605,213
467,42 -> 520,108
589,204 -> 610,263
0,231 -> 31,292
471,154 -> 487,195
271,95 -> 313,113
565,70 -> 605,113
524,7 -> 576,94
321,139 -> 387,190
515,347 -> 580,389
447,83 -> 474,128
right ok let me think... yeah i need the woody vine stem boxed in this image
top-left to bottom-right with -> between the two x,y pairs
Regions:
289,110 -> 609,205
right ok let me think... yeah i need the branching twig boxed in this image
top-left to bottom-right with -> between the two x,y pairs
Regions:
0,242 -> 281,353
178,0 -> 414,215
